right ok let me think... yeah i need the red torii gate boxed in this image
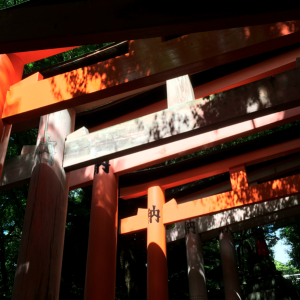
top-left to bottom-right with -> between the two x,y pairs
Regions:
1,18 -> 300,300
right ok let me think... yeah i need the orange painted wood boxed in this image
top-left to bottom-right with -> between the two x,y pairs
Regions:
91,46 -> 300,133
229,165 -> 248,191
63,66 -> 300,172
147,186 -> 168,300
90,99 -> 168,132
11,109 -> 75,300
1,1 -> 300,53
193,47 -> 300,99
0,54 -> 24,180
1,107 -> 299,192
247,154 -> 300,184
113,107 -> 300,176
120,174 -> 300,234
162,173 -> 300,224
120,137 -> 300,199
219,228 -> 242,300
68,165 -> 94,190
4,21 -> 300,124
84,160 -> 118,300
120,208 -> 148,234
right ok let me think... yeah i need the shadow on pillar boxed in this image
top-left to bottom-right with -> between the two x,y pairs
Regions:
12,164 -> 69,300
147,242 -> 168,300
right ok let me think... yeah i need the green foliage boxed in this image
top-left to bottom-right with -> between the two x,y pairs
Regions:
275,260 -> 300,289
280,224 -> 300,271
0,0 -> 28,10
203,239 -> 221,290
0,128 -> 37,299
23,43 -> 113,76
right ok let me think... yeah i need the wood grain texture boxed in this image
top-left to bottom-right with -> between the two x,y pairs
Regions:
2,107 -> 300,192
1,1 -> 300,53
120,138 -> 300,199
163,173 -> 300,224
4,21 -> 300,124
0,150 -> 34,190
63,67 -> 300,172
0,54 -> 24,182
84,160 -> 118,300
66,126 -> 89,141
167,194 -> 300,242
167,75 -> 194,107
120,156 -> 300,234
11,109 -> 75,300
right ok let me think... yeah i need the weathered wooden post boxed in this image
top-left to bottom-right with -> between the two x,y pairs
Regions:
147,186 -> 168,300
185,219 -> 208,300
0,54 -> 24,178
219,227 -> 242,300
84,160 -> 118,300
12,109 -> 75,300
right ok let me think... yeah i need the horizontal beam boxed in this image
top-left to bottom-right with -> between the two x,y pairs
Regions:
1,2 -> 300,53
120,137 -> 300,199
167,194 -> 300,242
2,107 -> 300,191
86,46 -> 300,134
63,67 -> 300,172
193,47 -> 300,99
163,174 -> 300,224
247,154 -> 300,183
4,21 -> 300,124
120,173 -> 300,233
201,197 -> 300,241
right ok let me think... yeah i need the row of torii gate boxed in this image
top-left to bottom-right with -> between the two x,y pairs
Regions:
1,19 -> 300,300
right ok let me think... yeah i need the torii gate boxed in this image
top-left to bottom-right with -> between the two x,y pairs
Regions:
1,20 -> 300,300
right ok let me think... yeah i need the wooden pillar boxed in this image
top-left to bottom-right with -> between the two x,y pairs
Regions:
219,227 -> 242,300
84,160 -> 118,300
147,186 -> 168,300
0,54 -> 24,178
185,219 -> 208,300
12,109 -> 75,300
166,74 -> 195,107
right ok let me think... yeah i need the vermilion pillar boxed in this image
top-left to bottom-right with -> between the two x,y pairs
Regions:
12,109 -> 75,300
185,219 -> 208,300
219,227 -> 242,300
147,186 -> 168,300
0,54 -> 24,178
84,160 -> 118,300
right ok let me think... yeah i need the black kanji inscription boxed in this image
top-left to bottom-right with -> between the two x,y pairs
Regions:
185,220 -> 196,235
148,205 -> 160,223
95,161 -> 110,174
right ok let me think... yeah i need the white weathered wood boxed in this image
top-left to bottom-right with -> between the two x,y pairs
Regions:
167,75 -> 195,108
63,68 -> 300,171
185,219 -> 208,300
21,145 -> 35,155
167,194 -> 300,243
66,126 -> 89,141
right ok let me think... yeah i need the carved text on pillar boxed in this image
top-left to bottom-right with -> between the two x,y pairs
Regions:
95,161 -> 110,174
35,115 -> 57,166
185,220 -> 196,234
148,205 -> 160,223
